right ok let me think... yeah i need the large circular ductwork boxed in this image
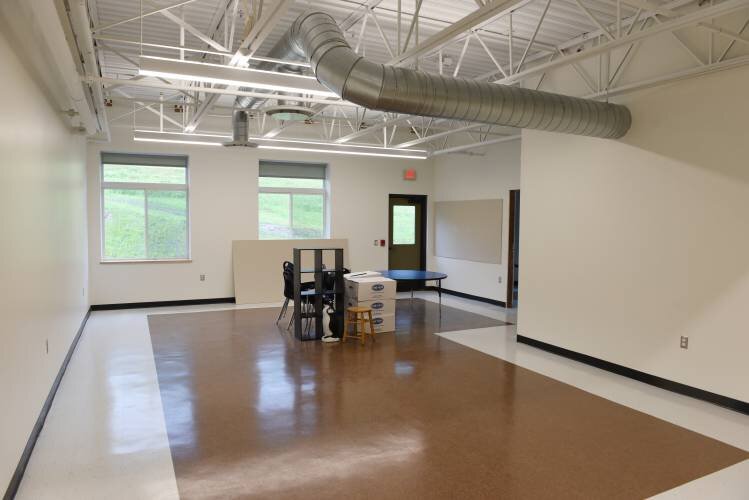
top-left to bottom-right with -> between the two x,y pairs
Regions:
229,11 -> 631,143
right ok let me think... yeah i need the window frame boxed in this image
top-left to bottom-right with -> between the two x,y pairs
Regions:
100,155 -> 191,263
257,176 -> 329,240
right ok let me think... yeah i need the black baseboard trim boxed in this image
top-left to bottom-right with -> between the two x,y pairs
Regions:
4,309 -> 91,500
90,297 -> 236,311
516,334 -> 749,416
425,286 -> 506,307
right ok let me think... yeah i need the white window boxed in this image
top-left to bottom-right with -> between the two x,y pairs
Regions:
101,153 -> 189,261
258,161 -> 328,240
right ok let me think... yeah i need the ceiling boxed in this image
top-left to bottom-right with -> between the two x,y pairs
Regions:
85,0 -> 749,152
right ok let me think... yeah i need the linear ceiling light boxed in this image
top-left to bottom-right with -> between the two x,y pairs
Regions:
257,145 -> 427,160
132,130 -> 428,159
138,56 -> 336,97
134,137 -> 222,146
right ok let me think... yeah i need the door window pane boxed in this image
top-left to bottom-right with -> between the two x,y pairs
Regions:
259,192 -> 291,239
392,205 -> 416,245
103,188 -> 146,259
147,190 -> 188,259
291,194 -> 324,238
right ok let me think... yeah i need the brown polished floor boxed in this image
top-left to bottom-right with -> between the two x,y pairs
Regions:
148,300 -> 747,499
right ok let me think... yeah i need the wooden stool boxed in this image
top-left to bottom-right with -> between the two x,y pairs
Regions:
343,306 -> 376,345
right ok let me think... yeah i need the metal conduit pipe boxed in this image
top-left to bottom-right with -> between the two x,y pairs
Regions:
275,11 -> 632,139
225,108 -> 256,146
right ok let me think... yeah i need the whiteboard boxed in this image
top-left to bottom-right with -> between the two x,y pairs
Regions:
434,199 -> 502,264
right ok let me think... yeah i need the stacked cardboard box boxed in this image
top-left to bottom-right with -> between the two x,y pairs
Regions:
344,273 -> 396,333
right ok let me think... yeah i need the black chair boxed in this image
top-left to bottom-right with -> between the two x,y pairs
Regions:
276,261 -> 315,328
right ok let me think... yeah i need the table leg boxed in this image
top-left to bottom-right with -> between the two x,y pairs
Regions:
438,280 -> 442,308
411,281 -> 414,300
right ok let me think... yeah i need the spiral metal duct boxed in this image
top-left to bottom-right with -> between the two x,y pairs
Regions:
229,11 -> 632,141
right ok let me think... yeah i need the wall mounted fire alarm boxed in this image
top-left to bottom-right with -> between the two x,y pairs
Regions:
403,168 -> 417,181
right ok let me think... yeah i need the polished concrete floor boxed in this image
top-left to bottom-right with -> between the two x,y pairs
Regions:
146,299 -> 745,499
16,294 -> 749,499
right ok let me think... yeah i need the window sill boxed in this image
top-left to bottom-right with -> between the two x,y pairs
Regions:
100,259 -> 192,264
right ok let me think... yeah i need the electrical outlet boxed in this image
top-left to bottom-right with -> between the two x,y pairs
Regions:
200,274 -> 206,282
45,339 -> 49,354
680,336 -> 689,349
498,276 -> 502,284
373,239 -> 379,246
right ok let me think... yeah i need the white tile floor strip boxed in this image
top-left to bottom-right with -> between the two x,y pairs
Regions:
15,302 -> 277,500
15,295 -> 748,499
649,459 -> 749,499
423,292 -> 749,499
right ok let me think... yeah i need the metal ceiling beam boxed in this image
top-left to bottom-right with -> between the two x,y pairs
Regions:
393,122 -> 487,148
619,0 -> 678,17
241,0 -> 293,54
718,16 -> 749,62
572,0 -> 615,41
158,8 -> 227,52
506,0 -> 699,75
98,42 -> 195,100
494,0 -> 749,85
93,0 -> 201,33
585,53 -> 749,99
113,88 -> 183,128
94,36 -> 308,67
515,0 -> 552,73
430,134 -> 521,156
698,22 -> 749,47
333,115 -> 412,143
88,76 -> 357,106
184,0 -> 293,131
387,0 -> 535,66
340,0 -> 384,30
369,9 -> 395,58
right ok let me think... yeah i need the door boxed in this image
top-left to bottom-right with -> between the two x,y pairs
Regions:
388,195 -> 426,272
506,190 -> 520,308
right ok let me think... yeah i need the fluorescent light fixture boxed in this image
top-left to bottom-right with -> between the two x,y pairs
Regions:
134,137 -> 222,147
132,130 -> 428,159
257,145 -> 427,160
139,56 -> 336,97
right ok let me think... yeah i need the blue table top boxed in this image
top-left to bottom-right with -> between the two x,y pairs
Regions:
377,270 -> 448,281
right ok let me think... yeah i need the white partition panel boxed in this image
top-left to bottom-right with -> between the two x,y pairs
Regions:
233,239 -> 349,304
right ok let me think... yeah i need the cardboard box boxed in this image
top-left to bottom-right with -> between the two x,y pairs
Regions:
344,271 -> 381,280
345,298 -> 395,317
345,276 -> 396,301
370,313 -> 395,333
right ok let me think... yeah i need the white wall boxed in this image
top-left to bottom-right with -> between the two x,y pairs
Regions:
87,128 -> 433,304
519,65 -> 749,402
0,25 -> 88,491
430,140 -> 521,302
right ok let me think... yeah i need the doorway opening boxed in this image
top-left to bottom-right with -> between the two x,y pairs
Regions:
507,190 -> 520,308
388,194 -> 427,290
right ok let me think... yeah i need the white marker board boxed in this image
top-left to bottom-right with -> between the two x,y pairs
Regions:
434,199 -> 502,264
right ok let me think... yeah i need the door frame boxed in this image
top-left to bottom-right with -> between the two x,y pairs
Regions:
506,189 -> 520,308
388,194 -> 428,272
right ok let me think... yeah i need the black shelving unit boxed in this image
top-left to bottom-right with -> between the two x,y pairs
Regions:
292,248 -> 344,341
